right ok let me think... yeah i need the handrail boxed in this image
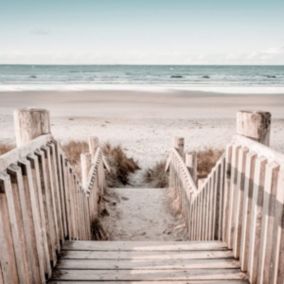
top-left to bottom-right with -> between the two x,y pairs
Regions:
167,137 -> 284,283
170,148 -> 198,194
0,134 -> 53,171
0,135 -> 106,284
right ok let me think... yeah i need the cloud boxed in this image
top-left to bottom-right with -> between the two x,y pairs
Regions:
30,28 -> 50,36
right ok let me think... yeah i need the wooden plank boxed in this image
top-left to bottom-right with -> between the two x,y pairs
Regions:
63,241 -> 229,251
222,145 -> 232,242
247,156 -> 267,284
0,173 -> 19,284
43,146 -> 60,250
239,152 -> 257,271
208,176 -> 214,240
233,134 -> 284,165
212,170 -> 218,240
62,158 -> 72,240
61,250 -> 235,260
227,145 -> 241,249
49,143 -> 64,244
19,159 -> 46,283
2,170 -> 32,284
217,158 -> 225,240
36,150 -> 57,264
233,147 -> 248,258
257,162 -> 280,284
50,268 -> 247,281
269,166 -> 284,283
7,164 -> 42,283
0,134 -> 53,171
57,258 -> 241,270
58,151 -> 68,239
27,153 -> 52,277
48,281 -> 249,284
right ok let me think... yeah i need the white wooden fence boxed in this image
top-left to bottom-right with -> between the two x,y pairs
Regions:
0,109 -> 107,284
167,111 -> 283,284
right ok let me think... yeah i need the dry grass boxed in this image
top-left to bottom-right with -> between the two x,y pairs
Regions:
143,148 -> 224,187
197,148 -> 224,179
102,143 -> 140,187
62,140 -> 89,176
0,143 -> 15,156
62,140 -> 140,187
143,160 -> 168,188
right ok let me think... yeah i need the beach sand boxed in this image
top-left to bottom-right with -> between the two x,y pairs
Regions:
1,90 -> 283,239
0,90 -> 284,172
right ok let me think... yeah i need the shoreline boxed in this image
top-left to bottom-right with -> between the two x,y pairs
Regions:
0,89 -> 284,168
1,85 -> 284,94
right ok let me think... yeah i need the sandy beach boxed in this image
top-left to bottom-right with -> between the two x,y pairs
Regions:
1,90 -> 284,172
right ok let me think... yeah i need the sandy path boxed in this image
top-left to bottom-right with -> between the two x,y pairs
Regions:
101,187 -> 187,241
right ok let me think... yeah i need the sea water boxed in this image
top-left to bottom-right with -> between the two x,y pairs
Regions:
0,65 -> 284,93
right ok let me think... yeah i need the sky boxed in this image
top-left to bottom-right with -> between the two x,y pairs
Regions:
0,0 -> 284,65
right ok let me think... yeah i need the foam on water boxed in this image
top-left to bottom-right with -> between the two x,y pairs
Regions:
0,65 -> 284,94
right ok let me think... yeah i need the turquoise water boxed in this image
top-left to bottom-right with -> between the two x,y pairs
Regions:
0,65 -> 284,92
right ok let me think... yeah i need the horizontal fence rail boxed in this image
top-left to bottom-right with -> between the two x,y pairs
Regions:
168,135 -> 283,284
0,134 -> 106,284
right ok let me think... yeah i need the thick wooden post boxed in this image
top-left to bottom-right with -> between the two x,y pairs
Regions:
174,137 -> 184,158
185,151 -> 197,184
81,153 -> 92,189
14,108 -> 51,147
236,110 -> 271,146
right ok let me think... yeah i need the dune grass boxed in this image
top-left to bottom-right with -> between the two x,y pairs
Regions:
0,143 -> 15,156
102,143 -> 140,187
197,148 -> 224,179
143,160 -> 168,188
62,140 -> 140,187
143,147 -> 224,188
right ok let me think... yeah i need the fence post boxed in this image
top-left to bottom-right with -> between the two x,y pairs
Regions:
89,136 -> 99,159
185,151 -> 197,184
236,110 -> 271,146
174,137 -> 185,159
81,153 -> 92,189
14,108 -> 51,147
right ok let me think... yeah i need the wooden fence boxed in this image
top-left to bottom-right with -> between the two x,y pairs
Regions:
168,111 -> 283,284
0,109 -> 107,284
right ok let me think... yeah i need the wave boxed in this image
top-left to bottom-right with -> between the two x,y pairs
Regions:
0,84 -> 284,94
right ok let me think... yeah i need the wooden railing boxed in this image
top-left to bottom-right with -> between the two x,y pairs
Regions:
0,135 -> 106,284
168,134 -> 284,283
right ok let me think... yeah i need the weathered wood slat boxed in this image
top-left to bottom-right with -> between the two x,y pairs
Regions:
63,241 -> 228,251
247,156 -> 267,284
48,281 -> 249,284
239,152 -> 256,271
257,162 -> 280,284
51,268 -> 247,281
57,258 -> 241,270
232,147 -> 248,258
61,250 -> 235,260
0,134 -> 53,171
0,173 -> 19,284
27,153 -> 52,277
269,166 -> 284,283
19,159 -> 46,283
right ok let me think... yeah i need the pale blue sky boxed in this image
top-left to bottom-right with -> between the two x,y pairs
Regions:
0,0 -> 283,64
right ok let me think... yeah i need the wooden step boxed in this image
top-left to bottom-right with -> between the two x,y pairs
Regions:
49,241 -> 249,283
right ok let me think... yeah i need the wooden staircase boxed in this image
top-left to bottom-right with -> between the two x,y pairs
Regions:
48,241 -> 248,283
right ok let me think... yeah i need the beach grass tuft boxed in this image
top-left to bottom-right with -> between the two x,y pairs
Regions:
143,160 -> 169,188
62,140 -> 140,187
0,143 -> 15,156
102,143 -> 140,187
197,148 -> 224,179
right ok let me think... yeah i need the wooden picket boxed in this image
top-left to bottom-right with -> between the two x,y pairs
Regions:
0,135 -> 106,284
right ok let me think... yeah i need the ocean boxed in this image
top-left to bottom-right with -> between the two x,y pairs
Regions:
0,65 -> 284,93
